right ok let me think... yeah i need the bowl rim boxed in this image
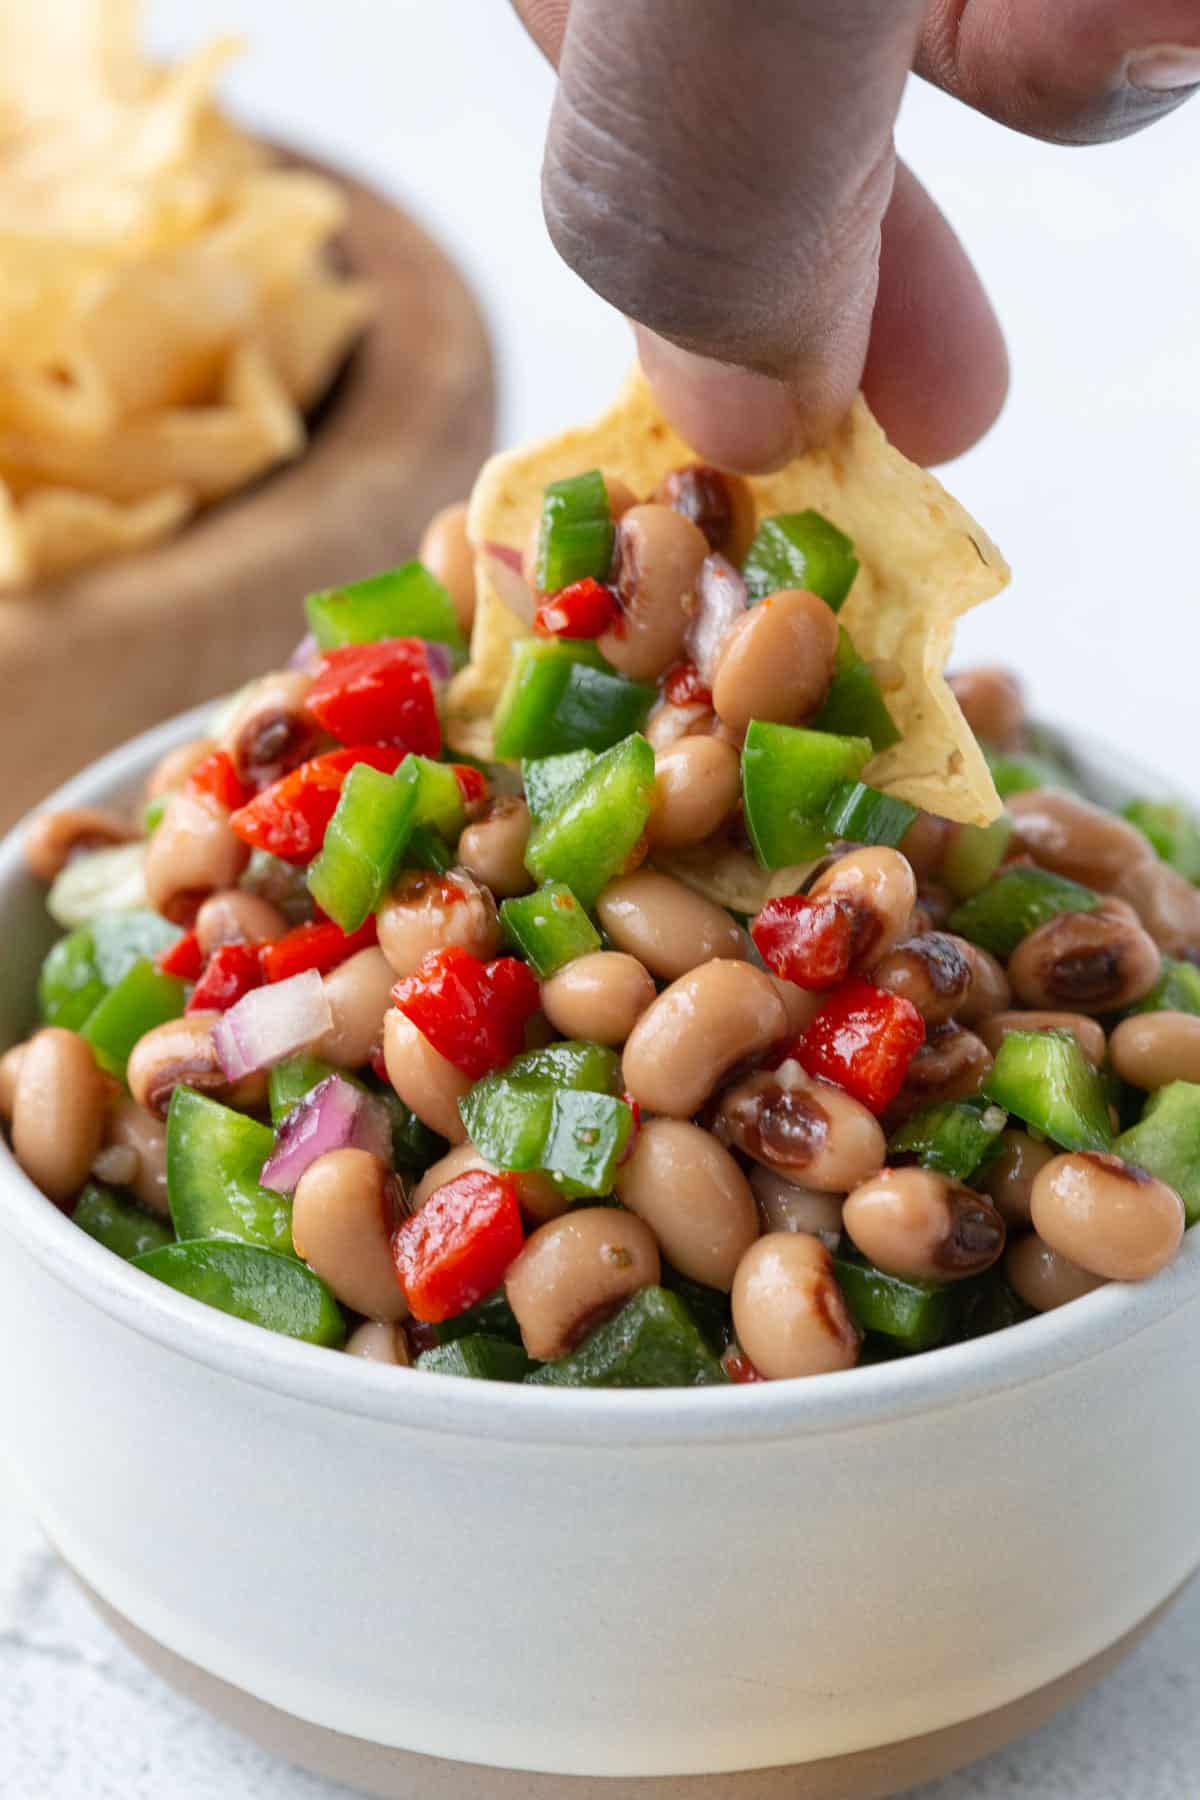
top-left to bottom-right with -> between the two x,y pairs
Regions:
3,702 -> 1198,1450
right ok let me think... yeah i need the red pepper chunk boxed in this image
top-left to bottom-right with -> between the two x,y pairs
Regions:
308,639 -> 441,757
752,895 -> 853,991
259,916 -> 378,983
186,942 -> 264,1014
393,1169 -> 524,1323
662,660 -> 713,708
229,745 -> 406,863
157,929 -> 204,980
391,946 -> 540,1080
533,576 -> 620,639
792,978 -> 925,1114
186,749 -> 252,812
451,763 -> 488,811
721,1344 -> 765,1384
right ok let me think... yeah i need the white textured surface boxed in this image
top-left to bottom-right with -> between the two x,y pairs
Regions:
4,0 -> 1200,1793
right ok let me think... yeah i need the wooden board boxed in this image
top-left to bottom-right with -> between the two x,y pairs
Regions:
0,157 -> 494,829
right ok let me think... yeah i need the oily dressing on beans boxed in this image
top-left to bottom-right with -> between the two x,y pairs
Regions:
7,399 -> 1199,1390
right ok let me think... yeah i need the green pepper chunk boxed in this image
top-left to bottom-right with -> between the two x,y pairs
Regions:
1127,958 -> 1200,1019
38,909 -> 182,1031
983,1029 -> 1113,1154
1122,799 -> 1200,882
142,794 -> 169,834
524,733 -> 656,908
133,1240 -> 345,1346
305,562 -> 467,662
522,749 -> 596,822
540,1091 -> 633,1196
954,1273 -> 1034,1341
948,866 -> 1099,962
941,814 -> 1014,899
306,761 -> 419,932
74,1182 -> 174,1261
660,1265 -> 731,1356
370,1082 -> 447,1170
1116,1082 -> 1200,1226
492,639 -> 655,760
741,722 -> 872,869
526,1287 -> 727,1387
833,1252 -> 956,1352
80,958 -> 187,1080
406,826 -> 455,873
417,1335 -> 537,1381
889,1099 -> 1007,1181
741,511 -> 859,609
983,746 -> 1079,798
810,628 -> 899,751
535,469 -> 614,594
433,1287 -> 523,1346
166,1086 -> 294,1254
823,781 -> 917,849
459,1042 -> 620,1175
500,882 -> 601,978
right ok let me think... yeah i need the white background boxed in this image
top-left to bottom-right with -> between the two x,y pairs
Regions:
3,2 -> 1200,1796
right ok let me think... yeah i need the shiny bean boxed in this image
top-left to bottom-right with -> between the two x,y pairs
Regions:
382,1008 -> 469,1143
977,1129 -> 1058,1229
1005,1232 -> 1108,1312
889,1023 -> 992,1121
769,976 -> 824,1036
222,671 -> 317,786
1110,1010 -> 1200,1090
644,698 -> 717,752
711,589 -> 838,733
313,947 -> 397,1069
1031,1151 -> 1184,1281
540,951 -> 655,1046
505,1207 -> 661,1361
947,667 -> 1024,750
595,869 -> 746,981
615,1118 -> 759,1290
652,463 -> 755,560
105,1095 -> 170,1216
127,1012 -> 240,1119
11,1029 -> 107,1204
597,504 -> 709,680
954,939 -> 1012,1025
145,737 -> 215,802
24,808 -> 135,883
0,1043 -> 26,1123
195,888 -> 288,955
898,813 -> 951,882
748,1165 -> 844,1246
622,960 -> 788,1118
345,1319 -> 412,1365
648,735 -> 742,849
715,1058 -> 886,1193
457,797 -> 533,899
293,1149 -> 407,1320
1008,904 -> 1160,1014
731,1233 -> 861,1380
868,932 -> 972,1026
979,1009 -> 1106,1068
413,1141 -> 564,1222
843,1166 -> 1005,1281
377,867 -> 499,978
418,502 -> 476,635
1111,858 -> 1200,958
143,789 -> 250,925
808,847 -> 917,968
1007,789 -> 1153,890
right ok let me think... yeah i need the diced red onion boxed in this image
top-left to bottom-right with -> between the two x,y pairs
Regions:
423,640 -> 455,683
686,554 -> 747,683
485,541 -> 524,575
287,632 -> 322,674
261,1074 -> 393,1195
483,549 -> 535,624
212,969 -> 332,1081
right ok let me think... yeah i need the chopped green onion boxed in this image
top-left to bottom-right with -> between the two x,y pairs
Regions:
535,469 -> 614,594
500,882 -> 601,978
741,511 -> 859,609
948,866 -> 1099,962
983,1029 -> 1113,1154
305,562 -> 466,662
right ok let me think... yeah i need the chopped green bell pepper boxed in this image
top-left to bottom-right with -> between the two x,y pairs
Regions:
134,1240 -> 345,1346
540,1090 -> 633,1196
492,639 -> 655,760
39,909 -> 182,1031
954,1273 -> 1034,1341
526,1287 -> 727,1387
459,1041 -> 619,1175
417,1335 -> 537,1381
406,826 -> 455,873
741,722 -> 872,869
833,1252 -> 955,1352
524,732 -> 656,907
741,511 -> 859,609
433,1286 -> 523,1346
810,628 -> 900,751
982,746 -> 1078,798
942,814 -> 1014,899
522,749 -> 596,822
305,562 -> 467,662
535,469 -> 614,593
823,781 -> 918,848
1127,958 -> 1200,1019
166,1086 -> 294,1254
74,1182 -> 174,1261
80,958 -> 187,1080
889,1099 -> 1007,1181
983,1029 -> 1113,1154
306,761 -> 419,932
948,866 -> 1099,962
500,882 -> 601,977
1122,799 -> 1200,882
1116,1081 -> 1200,1225
660,1265 -> 731,1356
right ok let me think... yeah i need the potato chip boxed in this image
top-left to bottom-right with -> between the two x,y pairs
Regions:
460,368 -> 1009,824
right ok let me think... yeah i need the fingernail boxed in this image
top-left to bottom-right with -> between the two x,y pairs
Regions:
1127,44 -> 1200,92
633,327 -> 802,473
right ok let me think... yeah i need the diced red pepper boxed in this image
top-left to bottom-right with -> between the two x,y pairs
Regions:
451,763 -> 488,812
721,1344 -> 765,1384
259,915 -> 378,983
307,639 -> 441,757
390,946 -> 540,1081
186,749 -> 253,813
157,929 -> 204,980
618,1091 -> 642,1163
229,745 -> 406,863
392,1169 -> 524,1323
662,660 -> 713,708
752,895 -> 854,991
186,942 -> 264,1014
533,576 -> 620,640
791,977 -> 925,1114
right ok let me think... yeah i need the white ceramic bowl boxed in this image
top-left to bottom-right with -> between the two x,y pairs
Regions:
2,711 -> 1199,1800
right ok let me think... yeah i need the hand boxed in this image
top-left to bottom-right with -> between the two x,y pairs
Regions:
513,0 -> 1199,468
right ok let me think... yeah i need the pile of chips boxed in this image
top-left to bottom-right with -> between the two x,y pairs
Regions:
0,0 -> 373,588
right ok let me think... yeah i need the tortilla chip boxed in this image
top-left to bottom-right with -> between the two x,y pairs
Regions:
444,552 -> 535,759
462,368 -> 1008,824
15,483 -> 192,580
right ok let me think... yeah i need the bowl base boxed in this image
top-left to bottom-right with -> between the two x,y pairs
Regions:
69,1566 -> 1188,1800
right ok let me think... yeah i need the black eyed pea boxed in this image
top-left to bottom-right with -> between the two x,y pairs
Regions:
868,931 -> 972,1026
769,976 -> 824,1037
710,589 -> 839,734
145,736 -> 215,802
648,735 -> 742,849
715,1058 -> 886,1193
195,888 -> 289,956
1109,1010 -> 1200,1090
457,798 -> 534,899
898,813 -> 951,882
0,1043 -> 26,1124
888,1023 -> 992,1124
376,867 -> 500,979
731,1233 -> 861,1380
842,1166 -> 1006,1282
595,869 -> 747,982
292,1148 -> 408,1321
345,1319 -> 413,1364
505,1206 -> 661,1362
597,503 -> 709,681
12,1028 -> 108,1204
976,1129 -> 1058,1229
24,808 -> 137,884
312,947 -> 397,1069
748,1165 -> 844,1246
1030,1151 -> 1184,1281
126,1011 -> 259,1120
954,938 -> 1012,1025
1008,904 -> 1160,1014
382,1008 -> 469,1144
418,502 -> 476,635
622,960 -> 788,1118
1110,858 -> 1200,958
652,463 -> 756,560
644,698 -> 717,753
1006,789 -> 1154,891
412,1140 -> 565,1223
615,1118 -> 759,1291
104,1095 -> 170,1216
222,671 -> 318,786
143,789 -> 250,925
807,847 -> 917,969
947,667 -> 1025,751
979,1009 -> 1106,1068
1005,1232 -> 1108,1313
540,951 -> 655,1048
